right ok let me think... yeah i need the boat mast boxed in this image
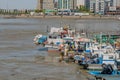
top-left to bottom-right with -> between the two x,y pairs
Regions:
46,25 -> 49,33
99,32 -> 103,64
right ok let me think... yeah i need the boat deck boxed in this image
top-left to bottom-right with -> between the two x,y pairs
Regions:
88,64 -> 115,70
88,64 -> 102,70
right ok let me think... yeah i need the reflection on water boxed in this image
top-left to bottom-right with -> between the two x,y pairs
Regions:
0,18 -> 120,80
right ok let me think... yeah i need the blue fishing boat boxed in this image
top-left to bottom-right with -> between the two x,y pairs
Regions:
89,71 -> 120,80
89,71 -> 120,76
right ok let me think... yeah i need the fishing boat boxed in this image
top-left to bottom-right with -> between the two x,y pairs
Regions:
87,48 -> 120,80
84,36 -> 120,78
33,25 -> 75,52
33,34 -> 48,51
33,34 -> 47,45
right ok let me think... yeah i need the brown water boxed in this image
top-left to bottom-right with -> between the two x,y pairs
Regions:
0,18 -> 120,80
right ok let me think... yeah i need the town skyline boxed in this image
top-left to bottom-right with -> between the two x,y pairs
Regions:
36,0 -> 120,15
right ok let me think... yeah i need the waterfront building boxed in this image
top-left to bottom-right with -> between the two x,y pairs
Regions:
54,0 -> 58,9
58,0 -> 77,9
95,0 -> 105,14
105,0 -> 120,15
113,0 -> 117,7
36,0 -> 43,10
104,0 -> 117,12
77,0 -> 85,8
36,0 -> 54,10
85,0 -> 90,10
90,0 -> 105,14
116,0 -> 120,15
90,0 -> 96,12
116,0 -> 120,7
43,0 -> 54,10
105,0 -> 111,7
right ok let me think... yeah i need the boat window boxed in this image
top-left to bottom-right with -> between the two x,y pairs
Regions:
101,46 -> 105,49
109,56 -> 114,59
117,62 -> 120,65
117,50 -> 120,54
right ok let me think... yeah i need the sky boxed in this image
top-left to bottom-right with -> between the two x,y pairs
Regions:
0,0 -> 37,9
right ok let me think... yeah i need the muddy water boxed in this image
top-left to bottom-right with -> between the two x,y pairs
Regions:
0,18 -> 120,80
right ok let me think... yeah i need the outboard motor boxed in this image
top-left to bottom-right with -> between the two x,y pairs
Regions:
107,64 -> 113,74
101,64 -> 113,74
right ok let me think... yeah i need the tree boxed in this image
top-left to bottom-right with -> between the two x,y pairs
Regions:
35,9 -> 43,13
25,9 -> 28,14
79,5 -> 89,12
0,9 -> 2,14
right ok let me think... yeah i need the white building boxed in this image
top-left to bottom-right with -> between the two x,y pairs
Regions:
89,0 -> 120,14
105,0 -> 117,7
43,0 -> 54,10
90,0 -> 105,14
116,0 -> 120,7
37,0 -> 54,10
77,0 -> 85,7
112,0 -> 117,7
95,0 -> 105,14
90,0 -> 96,12
58,0 -> 77,9
104,0 -> 117,11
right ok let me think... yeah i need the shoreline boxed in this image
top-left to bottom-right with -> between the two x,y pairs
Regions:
1,15 -> 119,20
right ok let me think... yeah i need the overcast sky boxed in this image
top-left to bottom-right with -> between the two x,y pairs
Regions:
0,0 -> 37,9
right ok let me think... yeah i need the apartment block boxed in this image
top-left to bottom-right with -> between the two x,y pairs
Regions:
37,0 -> 54,10
90,0 -> 96,12
58,0 -> 77,9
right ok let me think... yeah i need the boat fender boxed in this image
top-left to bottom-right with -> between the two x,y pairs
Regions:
101,63 -> 107,74
83,63 -> 89,69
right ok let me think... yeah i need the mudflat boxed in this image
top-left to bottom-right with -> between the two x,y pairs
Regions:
0,19 -> 95,80
0,18 -> 119,80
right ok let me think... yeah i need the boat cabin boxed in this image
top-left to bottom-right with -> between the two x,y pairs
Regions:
102,54 -> 116,65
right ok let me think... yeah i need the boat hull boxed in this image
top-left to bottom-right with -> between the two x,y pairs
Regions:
38,47 -> 48,51
89,71 -> 120,75
47,47 -> 60,53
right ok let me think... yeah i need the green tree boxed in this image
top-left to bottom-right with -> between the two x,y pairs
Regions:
35,9 -> 43,13
25,9 -> 28,14
0,9 -> 2,14
79,5 -> 89,12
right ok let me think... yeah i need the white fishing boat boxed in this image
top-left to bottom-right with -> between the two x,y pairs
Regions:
34,24 -> 75,52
